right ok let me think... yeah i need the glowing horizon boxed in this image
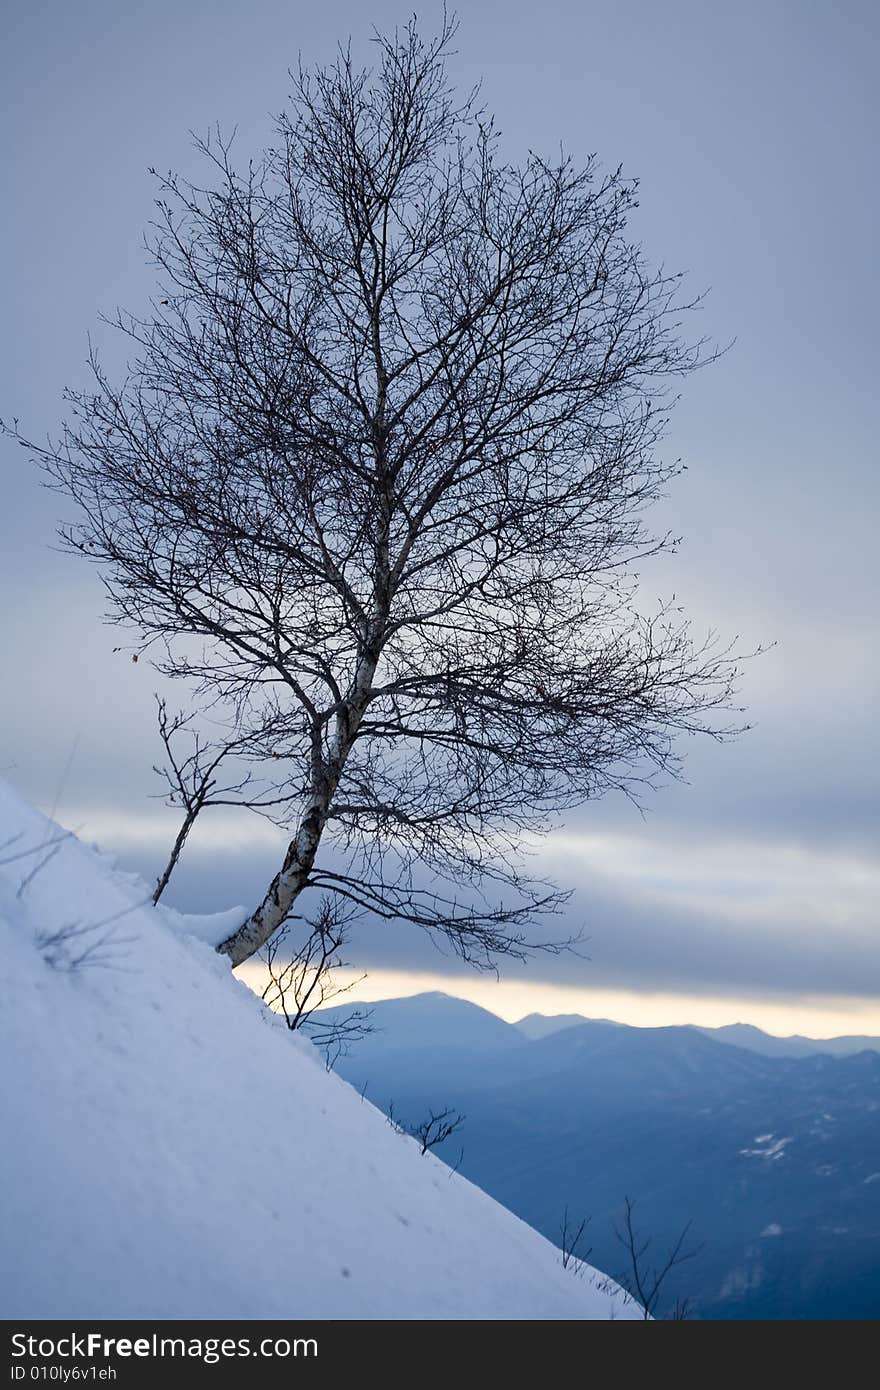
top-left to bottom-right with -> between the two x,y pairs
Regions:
235,962 -> 880,1042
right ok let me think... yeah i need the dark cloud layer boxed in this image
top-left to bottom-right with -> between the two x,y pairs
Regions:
101,822 -> 876,1003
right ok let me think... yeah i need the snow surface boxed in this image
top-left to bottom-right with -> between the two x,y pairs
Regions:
0,781 -> 639,1320
154,898 -> 247,949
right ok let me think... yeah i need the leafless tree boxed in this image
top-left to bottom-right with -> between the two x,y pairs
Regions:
151,696 -> 296,902
559,1206 -> 591,1272
408,1106 -> 465,1155
9,15 -> 748,972
13,834 -> 73,899
386,1100 -> 406,1136
386,1101 -> 465,1155
259,895 -> 372,1060
614,1196 -> 701,1319
1,833 -> 142,970
34,913 -> 139,973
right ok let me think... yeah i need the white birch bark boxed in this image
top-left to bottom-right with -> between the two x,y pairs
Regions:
217,655 -> 376,966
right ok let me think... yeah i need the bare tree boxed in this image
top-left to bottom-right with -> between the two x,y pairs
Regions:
259,895 -> 372,1061
9,16 -> 748,972
151,696 -> 296,902
559,1206 -> 591,1272
408,1107 -> 465,1155
614,1196 -> 701,1319
1,832 -> 142,971
386,1100 -> 406,1136
33,912 -> 139,973
386,1101 -> 465,1156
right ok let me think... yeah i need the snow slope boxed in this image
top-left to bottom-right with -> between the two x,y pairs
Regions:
0,781 -> 638,1320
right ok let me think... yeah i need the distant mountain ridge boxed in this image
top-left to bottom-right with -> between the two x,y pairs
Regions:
514,1010 -> 880,1057
317,992 -> 880,1319
697,1021 -> 880,1058
516,1011 -> 611,1040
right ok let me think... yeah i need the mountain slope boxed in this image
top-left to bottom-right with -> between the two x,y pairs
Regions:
327,993 -> 880,1319
340,990 -> 527,1065
317,992 -> 527,1097
0,781 -> 635,1320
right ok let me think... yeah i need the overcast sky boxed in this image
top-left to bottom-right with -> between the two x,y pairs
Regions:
3,1 -> 878,1034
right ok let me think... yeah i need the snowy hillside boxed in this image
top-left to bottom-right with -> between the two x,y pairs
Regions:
0,781 -> 637,1320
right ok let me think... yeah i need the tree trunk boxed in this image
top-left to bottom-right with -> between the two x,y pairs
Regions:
215,796 -> 327,966
217,659 -> 377,967
153,801 -> 201,904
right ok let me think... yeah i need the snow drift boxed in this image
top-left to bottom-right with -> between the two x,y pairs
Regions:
0,780 -> 638,1319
